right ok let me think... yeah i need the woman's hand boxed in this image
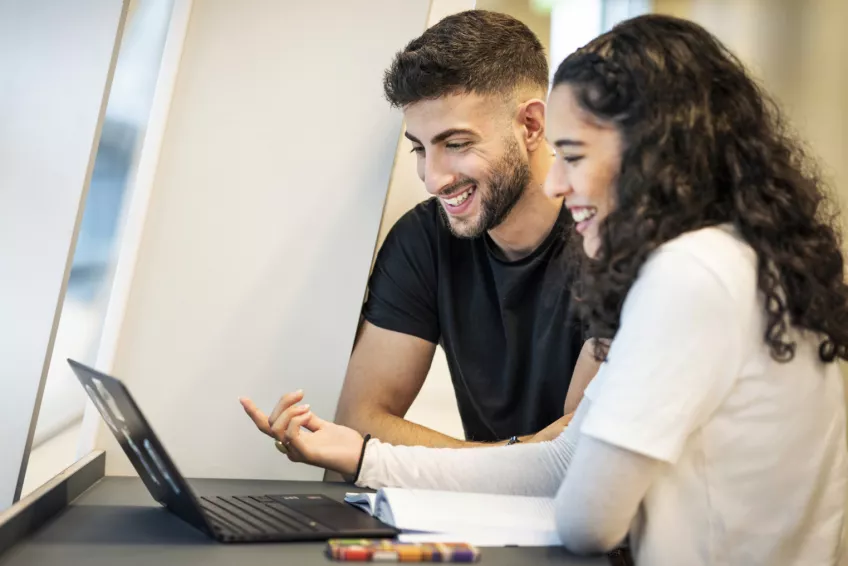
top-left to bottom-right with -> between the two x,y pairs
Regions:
239,390 -> 365,477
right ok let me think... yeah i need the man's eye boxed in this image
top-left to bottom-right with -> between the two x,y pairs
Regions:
410,146 -> 424,155
446,142 -> 472,150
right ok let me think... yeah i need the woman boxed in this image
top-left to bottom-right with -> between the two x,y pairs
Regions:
241,14 -> 848,565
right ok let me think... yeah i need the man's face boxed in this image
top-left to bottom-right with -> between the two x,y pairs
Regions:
403,94 -> 531,238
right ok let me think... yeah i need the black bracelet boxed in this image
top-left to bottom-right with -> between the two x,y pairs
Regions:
351,434 -> 372,484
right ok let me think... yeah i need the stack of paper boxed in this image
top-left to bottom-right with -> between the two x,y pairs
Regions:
344,488 -> 560,547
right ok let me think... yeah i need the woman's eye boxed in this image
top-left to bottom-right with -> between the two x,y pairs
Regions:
410,146 -> 424,155
563,155 -> 584,164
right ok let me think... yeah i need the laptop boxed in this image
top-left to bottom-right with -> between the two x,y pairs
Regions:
68,358 -> 398,543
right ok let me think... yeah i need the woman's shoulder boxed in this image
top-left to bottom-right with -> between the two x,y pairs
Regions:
640,224 -> 759,308
659,224 -> 753,262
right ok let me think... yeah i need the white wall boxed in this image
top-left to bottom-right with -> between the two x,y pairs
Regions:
84,0 -> 431,480
0,0 -> 127,510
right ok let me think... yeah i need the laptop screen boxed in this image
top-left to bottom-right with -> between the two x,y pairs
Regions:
68,359 -> 212,534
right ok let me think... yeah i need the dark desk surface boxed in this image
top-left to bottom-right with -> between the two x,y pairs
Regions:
0,477 -> 607,566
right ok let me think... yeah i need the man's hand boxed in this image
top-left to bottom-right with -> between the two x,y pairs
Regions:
522,338 -> 602,444
563,339 -> 604,414
525,412 -> 575,443
520,339 -> 601,445
239,391 -> 365,477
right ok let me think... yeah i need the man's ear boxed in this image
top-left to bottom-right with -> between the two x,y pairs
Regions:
518,98 -> 546,152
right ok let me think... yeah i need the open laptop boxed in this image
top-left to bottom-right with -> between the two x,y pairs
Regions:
68,358 -> 398,543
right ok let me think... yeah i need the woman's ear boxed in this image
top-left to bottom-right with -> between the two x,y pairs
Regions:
518,98 -> 547,152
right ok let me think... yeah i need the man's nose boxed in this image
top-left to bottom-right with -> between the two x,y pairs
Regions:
422,155 -> 455,196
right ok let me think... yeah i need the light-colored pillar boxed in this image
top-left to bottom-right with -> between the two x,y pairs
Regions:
0,0 -> 128,510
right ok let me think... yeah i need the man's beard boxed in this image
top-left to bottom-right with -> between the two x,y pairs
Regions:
439,137 -> 531,239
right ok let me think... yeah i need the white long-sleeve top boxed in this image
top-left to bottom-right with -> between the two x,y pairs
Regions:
356,396 -> 660,555
354,227 -> 847,566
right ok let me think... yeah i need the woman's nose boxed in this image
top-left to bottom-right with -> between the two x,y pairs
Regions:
543,161 -> 571,199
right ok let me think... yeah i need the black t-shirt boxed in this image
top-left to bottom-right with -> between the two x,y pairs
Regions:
362,198 -> 584,442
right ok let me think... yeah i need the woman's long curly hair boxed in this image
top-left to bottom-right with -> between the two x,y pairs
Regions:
554,14 -> 848,363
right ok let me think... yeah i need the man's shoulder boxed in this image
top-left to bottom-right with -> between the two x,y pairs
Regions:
364,199 -> 444,343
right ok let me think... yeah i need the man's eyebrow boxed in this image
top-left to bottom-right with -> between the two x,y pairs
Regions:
553,139 -> 586,148
404,128 -> 479,146
430,128 -> 478,145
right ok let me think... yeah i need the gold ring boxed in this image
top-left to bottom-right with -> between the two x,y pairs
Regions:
275,440 -> 290,454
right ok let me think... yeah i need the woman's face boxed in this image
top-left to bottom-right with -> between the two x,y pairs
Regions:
544,85 -> 623,258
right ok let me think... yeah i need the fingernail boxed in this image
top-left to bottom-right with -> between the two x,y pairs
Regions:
301,404 -> 310,411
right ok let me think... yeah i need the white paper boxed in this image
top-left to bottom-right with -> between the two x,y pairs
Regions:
378,488 -> 557,534
346,489 -> 560,547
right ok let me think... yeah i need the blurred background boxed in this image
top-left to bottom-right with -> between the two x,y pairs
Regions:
22,0 -> 846,499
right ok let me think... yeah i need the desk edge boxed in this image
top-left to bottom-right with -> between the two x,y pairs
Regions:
0,450 -> 105,558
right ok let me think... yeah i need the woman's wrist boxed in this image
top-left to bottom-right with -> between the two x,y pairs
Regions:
350,434 -> 372,483
338,434 -> 371,483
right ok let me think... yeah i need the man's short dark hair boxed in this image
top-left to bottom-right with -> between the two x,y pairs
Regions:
383,10 -> 549,108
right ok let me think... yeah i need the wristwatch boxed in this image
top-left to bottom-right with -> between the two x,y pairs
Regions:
506,435 -> 521,445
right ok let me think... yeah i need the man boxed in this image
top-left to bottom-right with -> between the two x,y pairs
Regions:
331,10 -> 597,449
259,10 -> 597,452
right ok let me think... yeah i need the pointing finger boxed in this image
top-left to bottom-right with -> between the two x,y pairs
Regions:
239,398 -> 274,437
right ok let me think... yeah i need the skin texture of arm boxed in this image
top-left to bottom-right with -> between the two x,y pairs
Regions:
334,321 -> 470,448
563,338 -> 602,415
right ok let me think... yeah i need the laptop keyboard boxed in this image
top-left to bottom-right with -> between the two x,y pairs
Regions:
199,495 -> 328,537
